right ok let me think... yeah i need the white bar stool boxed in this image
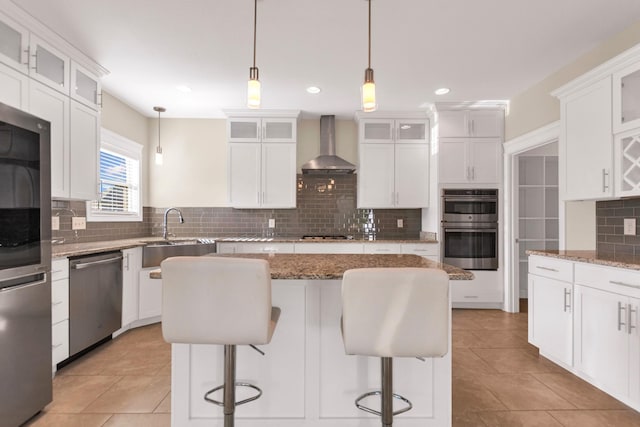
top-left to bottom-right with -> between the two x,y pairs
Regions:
341,267 -> 449,427
161,256 -> 280,427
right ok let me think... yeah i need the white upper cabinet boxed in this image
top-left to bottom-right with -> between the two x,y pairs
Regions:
70,62 -> 101,110
226,110 -> 299,208
438,110 -> 503,138
357,115 -> 430,208
0,13 -> 29,74
227,117 -> 297,143
613,61 -> 640,134
29,35 -> 70,94
439,137 -> 502,184
559,76 -> 613,200
69,100 -> 99,200
0,61 -> 29,110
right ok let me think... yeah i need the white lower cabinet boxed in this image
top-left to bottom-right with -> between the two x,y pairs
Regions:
528,255 -> 640,410
51,257 -> 69,370
139,266 -> 162,320
528,274 -> 573,367
121,247 -> 142,327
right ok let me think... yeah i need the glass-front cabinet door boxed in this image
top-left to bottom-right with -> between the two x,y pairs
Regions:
227,118 -> 260,142
0,14 -> 29,73
70,62 -> 101,110
262,118 -> 296,142
29,35 -> 70,95
360,119 -> 394,143
395,119 -> 428,144
613,61 -> 640,134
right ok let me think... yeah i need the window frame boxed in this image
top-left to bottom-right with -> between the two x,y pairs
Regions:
86,128 -> 143,222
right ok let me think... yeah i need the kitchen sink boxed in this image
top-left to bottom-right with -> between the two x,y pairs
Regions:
142,238 -> 216,267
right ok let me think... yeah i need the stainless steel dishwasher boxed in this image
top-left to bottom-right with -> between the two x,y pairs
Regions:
69,251 -> 123,356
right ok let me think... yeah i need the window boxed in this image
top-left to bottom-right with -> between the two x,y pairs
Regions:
87,129 -> 143,222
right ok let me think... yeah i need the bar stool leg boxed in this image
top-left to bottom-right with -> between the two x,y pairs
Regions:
381,357 -> 393,427
224,345 -> 236,427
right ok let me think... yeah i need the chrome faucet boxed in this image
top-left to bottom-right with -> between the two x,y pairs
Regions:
163,207 -> 185,240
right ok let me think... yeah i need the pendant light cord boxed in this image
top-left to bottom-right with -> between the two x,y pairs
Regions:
253,0 -> 257,68
367,0 -> 371,69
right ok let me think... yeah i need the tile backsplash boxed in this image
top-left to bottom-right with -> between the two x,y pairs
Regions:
596,198 -> 640,259
52,175 -> 422,243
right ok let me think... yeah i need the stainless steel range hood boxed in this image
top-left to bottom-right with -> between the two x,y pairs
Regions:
301,115 -> 356,174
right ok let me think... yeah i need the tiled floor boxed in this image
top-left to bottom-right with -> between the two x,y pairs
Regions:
25,308 -> 640,426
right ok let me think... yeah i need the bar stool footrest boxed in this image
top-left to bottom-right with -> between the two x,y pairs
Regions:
355,390 -> 412,417
204,382 -> 263,407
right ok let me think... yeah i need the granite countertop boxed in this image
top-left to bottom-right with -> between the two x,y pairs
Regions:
52,237 -> 439,258
150,253 -> 473,281
527,249 -> 640,271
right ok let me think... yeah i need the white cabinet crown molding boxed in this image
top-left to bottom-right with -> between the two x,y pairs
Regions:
552,43 -> 640,99
354,110 -> 431,121
434,101 -> 508,111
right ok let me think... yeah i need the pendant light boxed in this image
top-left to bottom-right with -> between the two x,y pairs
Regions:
247,0 -> 261,108
154,106 -> 165,165
362,0 -> 376,112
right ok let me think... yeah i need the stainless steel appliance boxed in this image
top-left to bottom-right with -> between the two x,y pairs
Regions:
0,102 -> 52,427
442,189 -> 498,270
69,252 -> 123,356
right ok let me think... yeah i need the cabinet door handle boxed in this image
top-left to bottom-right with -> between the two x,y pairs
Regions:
97,92 -> 103,108
391,192 -> 395,205
609,280 -> 640,289
31,51 -> 37,70
535,266 -> 558,272
22,48 -> 30,66
52,343 -> 63,350
396,192 -> 399,205
602,169 -> 610,192
563,288 -> 571,312
470,119 -> 475,135
52,301 -> 64,306
618,301 -> 627,332
124,253 -> 130,271
472,167 -> 476,180
466,166 -> 470,180
629,304 -> 637,335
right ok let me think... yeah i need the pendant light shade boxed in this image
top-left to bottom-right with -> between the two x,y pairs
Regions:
154,106 -> 165,165
248,0 -> 261,108
362,0 -> 376,112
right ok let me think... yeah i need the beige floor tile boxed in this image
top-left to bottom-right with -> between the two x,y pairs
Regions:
156,361 -> 172,377
82,376 -> 171,414
154,392 -> 171,413
532,373 -> 628,410
548,409 -> 640,426
102,413 -> 171,427
452,330 -> 485,348
46,375 -> 122,413
479,373 -> 575,411
25,413 -> 111,427
452,375 -> 508,413
452,410 -> 488,427
98,352 -> 170,376
472,348 -> 564,374
469,329 -> 530,349
453,348 -> 497,377
478,410 -> 564,426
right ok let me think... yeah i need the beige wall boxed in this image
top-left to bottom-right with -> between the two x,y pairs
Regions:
506,20 -> 640,250
147,118 -> 227,207
100,92 -> 150,205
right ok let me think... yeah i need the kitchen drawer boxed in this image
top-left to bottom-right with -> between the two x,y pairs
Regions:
237,242 -> 295,254
51,278 -> 69,324
401,243 -> 439,257
528,255 -> 573,283
363,243 -> 401,254
575,262 -> 640,298
51,257 -> 69,280
52,319 -> 69,365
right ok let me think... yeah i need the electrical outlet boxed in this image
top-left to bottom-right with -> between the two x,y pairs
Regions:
51,216 -> 60,230
268,218 -> 275,228
624,218 -> 636,235
72,217 -> 86,230
397,219 -> 403,228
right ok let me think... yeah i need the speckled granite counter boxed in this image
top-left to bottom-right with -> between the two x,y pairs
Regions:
150,253 -> 473,280
527,249 -> 640,271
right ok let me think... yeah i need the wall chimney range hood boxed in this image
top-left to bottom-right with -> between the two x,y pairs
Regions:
301,115 -> 356,174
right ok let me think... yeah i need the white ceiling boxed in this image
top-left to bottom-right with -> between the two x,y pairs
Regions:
9,0 -> 640,119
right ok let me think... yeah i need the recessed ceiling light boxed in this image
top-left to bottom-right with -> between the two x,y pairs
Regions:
435,87 -> 450,95
306,86 -> 321,94
176,85 -> 192,93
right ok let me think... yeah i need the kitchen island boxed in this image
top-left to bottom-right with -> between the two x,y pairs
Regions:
166,253 -> 470,427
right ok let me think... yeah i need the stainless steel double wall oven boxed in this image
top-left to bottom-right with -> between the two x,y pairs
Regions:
442,189 -> 499,270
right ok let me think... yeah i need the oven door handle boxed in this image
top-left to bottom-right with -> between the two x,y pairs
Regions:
442,197 -> 497,202
444,228 -> 497,233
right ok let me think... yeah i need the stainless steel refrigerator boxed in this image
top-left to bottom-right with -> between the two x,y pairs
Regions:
0,102 -> 52,426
